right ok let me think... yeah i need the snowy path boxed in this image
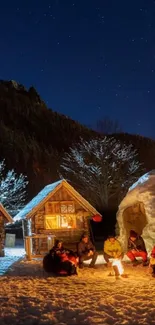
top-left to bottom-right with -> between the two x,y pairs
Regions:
0,256 -> 155,325
0,247 -> 25,275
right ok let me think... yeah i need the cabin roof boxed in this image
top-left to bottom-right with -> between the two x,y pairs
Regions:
14,179 -> 101,221
0,203 -> 13,223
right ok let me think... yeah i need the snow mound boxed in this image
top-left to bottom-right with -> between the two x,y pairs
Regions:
117,170 -> 155,252
129,170 -> 155,191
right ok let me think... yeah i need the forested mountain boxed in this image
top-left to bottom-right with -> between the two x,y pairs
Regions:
0,80 -> 155,202
0,80 -> 97,199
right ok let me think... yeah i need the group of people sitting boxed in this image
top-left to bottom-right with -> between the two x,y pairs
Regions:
104,230 -> 148,267
104,229 -> 155,276
43,233 -> 97,276
43,230 -> 155,277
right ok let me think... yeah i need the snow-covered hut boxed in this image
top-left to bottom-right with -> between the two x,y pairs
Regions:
0,203 -> 13,256
116,170 -> 155,253
14,179 -> 101,259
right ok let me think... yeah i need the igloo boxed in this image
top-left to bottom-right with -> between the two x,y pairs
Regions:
116,170 -> 155,253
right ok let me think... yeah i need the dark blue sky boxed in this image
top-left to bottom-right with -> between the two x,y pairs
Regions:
0,0 -> 155,138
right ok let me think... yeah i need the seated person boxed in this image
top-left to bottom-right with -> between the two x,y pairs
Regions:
149,245 -> 155,277
126,230 -> 148,266
77,233 -> 98,269
43,240 -> 78,276
103,235 -> 123,266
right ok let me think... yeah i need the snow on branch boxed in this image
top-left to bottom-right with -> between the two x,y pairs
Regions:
60,136 -> 143,211
0,160 -> 28,216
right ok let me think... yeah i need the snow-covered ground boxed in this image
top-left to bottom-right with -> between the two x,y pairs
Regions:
0,255 -> 155,325
0,246 -> 25,275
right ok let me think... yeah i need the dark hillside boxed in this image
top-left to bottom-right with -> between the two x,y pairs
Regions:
0,80 -> 154,203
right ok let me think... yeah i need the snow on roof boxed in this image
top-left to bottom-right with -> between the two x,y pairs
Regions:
14,180 -> 63,221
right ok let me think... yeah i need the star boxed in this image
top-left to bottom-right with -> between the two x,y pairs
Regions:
1,0 -> 155,141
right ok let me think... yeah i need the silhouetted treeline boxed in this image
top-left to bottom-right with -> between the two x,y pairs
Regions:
0,80 -> 97,198
0,80 -> 154,203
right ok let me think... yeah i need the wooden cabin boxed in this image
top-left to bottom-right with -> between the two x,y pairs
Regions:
0,203 -> 13,256
14,179 -> 102,259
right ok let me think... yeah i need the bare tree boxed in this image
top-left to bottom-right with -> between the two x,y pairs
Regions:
0,160 -> 28,216
96,117 -> 122,135
60,137 -> 143,211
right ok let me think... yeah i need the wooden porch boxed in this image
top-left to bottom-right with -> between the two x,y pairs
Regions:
25,234 -> 56,260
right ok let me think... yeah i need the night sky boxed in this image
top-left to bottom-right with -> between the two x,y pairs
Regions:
0,0 -> 155,138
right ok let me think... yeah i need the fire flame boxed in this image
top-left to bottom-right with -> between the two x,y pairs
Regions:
112,259 -> 124,275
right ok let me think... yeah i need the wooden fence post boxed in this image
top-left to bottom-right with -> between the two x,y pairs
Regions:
25,236 -> 32,260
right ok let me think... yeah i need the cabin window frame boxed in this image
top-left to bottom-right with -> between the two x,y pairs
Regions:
44,214 -> 76,230
45,201 -> 75,215
44,201 -> 76,229
60,202 -> 75,214
44,215 -> 59,229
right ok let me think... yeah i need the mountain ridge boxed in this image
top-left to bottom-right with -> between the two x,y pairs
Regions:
0,79 -> 154,201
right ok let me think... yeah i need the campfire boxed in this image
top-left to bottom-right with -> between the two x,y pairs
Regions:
112,259 -> 124,276
109,259 -> 128,278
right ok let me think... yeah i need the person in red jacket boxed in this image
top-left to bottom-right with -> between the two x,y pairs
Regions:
43,240 -> 78,276
126,230 -> 148,266
150,245 -> 155,277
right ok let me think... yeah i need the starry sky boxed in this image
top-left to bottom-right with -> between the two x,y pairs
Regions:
0,0 -> 155,138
